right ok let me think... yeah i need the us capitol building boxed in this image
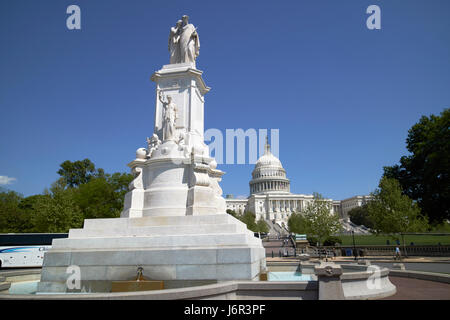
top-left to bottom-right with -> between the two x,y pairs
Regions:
225,138 -> 372,232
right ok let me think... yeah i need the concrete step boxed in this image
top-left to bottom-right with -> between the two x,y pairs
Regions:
69,222 -> 248,239
82,214 -> 239,230
0,282 -> 11,292
51,232 -> 261,250
43,245 -> 266,268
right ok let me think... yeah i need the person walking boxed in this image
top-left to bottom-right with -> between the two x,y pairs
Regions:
395,246 -> 401,260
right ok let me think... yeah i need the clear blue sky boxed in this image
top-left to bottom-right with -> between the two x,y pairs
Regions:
1,0 -> 449,200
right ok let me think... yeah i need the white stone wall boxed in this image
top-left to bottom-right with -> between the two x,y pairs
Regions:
226,194 -> 373,227
340,196 -> 373,220
225,199 -> 248,214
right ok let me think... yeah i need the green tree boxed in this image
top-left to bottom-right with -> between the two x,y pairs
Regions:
0,160 -> 133,233
384,109 -> 449,223
56,159 -> 133,220
431,221 -> 450,233
74,173 -> 133,220
300,193 -> 342,246
226,209 -> 266,233
287,212 -> 308,234
107,172 -> 134,208
323,236 -> 342,246
226,209 -> 238,218
31,188 -> 83,233
57,158 -> 104,188
256,218 -> 269,233
348,205 -> 374,229
0,189 -> 26,232
367,177 -> 429,235
239,211 -> 258,232
17,194 -> 50,232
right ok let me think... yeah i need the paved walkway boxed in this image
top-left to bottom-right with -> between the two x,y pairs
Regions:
382,276 -> 450,300
333,256 -> 450,263
267,256 -> 450,263
266,257 -> 450,300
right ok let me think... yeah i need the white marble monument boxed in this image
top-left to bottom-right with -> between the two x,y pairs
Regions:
38,16 -> 266,293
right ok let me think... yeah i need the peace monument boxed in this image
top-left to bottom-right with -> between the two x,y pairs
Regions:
37,16 -> 266,293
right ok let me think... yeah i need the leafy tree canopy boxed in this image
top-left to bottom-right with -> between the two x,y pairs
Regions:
0,189 -> 26,233
287,212 -> 308,234
348,205 -> 374,229
57,158 -> 105,188
384,109 -> 449,223
367,176 -> 429,235
31,188 -> 83,233
296,193 -> 342,246
226,210 -> 269,233
256,218 -> 269,233
0,159 -> 133,233
74,173 -> 133,220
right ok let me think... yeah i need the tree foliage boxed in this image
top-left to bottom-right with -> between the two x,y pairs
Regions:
0,159 -> 133,233
31,188 -> 83,233
295,193 -> 342,246
226,210 -> 269,233
74,173 -> 133,220
383,109 -> 449,223
238,211 -> 258,232
57,159 -> 104,188
348,205 -> 374,229
226,209 -> 238,218
256,218 -> 269,233
323,236 -> 342,246
287,212 -> 308,234
0,190 -> 27,233
367,177 -> 429,235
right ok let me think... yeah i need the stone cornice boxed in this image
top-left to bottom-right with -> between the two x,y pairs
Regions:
151,64 -> 211,95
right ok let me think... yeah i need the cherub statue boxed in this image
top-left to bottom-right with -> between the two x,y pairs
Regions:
146,133 -> 161,158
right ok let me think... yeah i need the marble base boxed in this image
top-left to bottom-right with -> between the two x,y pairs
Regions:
38,214 -> 266,293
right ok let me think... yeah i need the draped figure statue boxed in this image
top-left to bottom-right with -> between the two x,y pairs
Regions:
158,91 -> 178,142
167,15 -> 200,66
168,20 -> 182,64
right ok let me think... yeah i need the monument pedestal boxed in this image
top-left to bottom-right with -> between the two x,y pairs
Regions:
38,214 -> 266,292
121,64 -> 225,219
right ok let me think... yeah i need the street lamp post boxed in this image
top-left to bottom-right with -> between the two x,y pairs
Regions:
352,230 -> 357,260
401,233 -> 408,258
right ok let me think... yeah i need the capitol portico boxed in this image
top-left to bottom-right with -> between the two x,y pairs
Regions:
225,138 -> 369,229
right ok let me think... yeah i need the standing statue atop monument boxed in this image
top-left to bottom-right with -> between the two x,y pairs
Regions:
168,15 -> 200,66
158,90 -> 178,141
168,20 -> 182,64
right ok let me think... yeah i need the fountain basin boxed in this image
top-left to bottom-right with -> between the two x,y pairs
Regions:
1,262 -> 398,300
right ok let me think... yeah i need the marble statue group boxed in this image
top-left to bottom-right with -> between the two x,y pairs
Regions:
168,15 -> 200,66
37,15 -> 267,293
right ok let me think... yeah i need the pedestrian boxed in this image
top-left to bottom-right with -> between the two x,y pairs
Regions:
395,246 -> 401,260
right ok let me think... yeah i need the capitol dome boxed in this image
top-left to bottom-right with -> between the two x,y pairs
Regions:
254,152 -> 283,168
250,137 -> 290,195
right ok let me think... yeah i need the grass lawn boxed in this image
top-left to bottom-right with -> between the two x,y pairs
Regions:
338,234 -> 450,246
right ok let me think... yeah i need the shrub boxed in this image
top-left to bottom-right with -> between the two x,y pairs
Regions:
307,236 -> 318,246
323,236 -> 342,246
